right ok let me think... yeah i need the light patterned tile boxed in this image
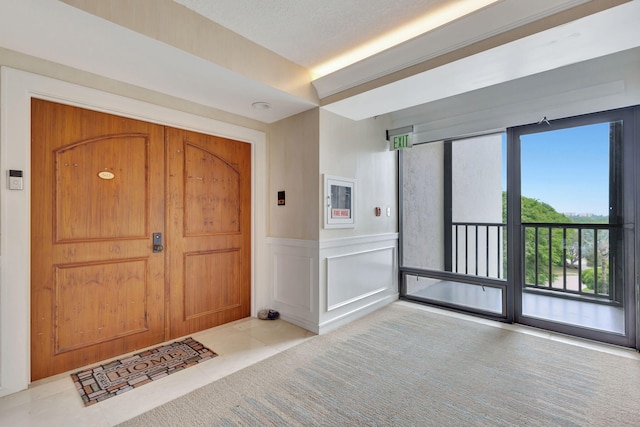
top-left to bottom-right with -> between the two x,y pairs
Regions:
0,388 -> 108,427
0,374 -> 75,413
244,319 -> 316,351
0,316 -> 308,426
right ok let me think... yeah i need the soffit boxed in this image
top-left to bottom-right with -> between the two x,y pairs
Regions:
321,0 -> 640,120
173,0 -> 456,71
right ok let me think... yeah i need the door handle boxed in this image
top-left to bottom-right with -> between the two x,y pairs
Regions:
153,232 -> 164,253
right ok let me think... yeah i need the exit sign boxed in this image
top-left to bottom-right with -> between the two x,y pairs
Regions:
391,132 -> 412,150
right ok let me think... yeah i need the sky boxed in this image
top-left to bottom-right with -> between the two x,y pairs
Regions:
502,122 -> 611,216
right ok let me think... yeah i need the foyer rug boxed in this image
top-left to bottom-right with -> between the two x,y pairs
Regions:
119,303 -> 640,426
72,337 -> 216,406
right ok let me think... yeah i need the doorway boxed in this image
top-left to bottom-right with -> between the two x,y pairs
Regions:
31,99 -> 251,380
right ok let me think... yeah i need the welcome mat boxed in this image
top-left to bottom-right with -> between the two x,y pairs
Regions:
71,337 -> 217,406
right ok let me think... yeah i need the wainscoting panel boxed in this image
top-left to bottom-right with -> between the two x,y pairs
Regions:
267,234 -> 398,334
326,247 -> 395,311
267,238 -> 319,332
319,233 -> 399,333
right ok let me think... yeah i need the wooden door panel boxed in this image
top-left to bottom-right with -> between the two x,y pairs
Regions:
54,259 -> 148,353
55,135 -> 148,241
31,99 -> 165,380
184,249 -> 242,320
167,128 -> 251,338
184,143 -> 240,235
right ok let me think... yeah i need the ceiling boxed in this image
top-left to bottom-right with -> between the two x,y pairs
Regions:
172,0 -> 494,76
0,0 -> 638,124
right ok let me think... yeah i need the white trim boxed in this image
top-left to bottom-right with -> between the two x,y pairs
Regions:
279,313 -> 320,335
327,288 -> 388,311
320,232 -> 399,249
265,237 -> 319,249
0,67 -> 267,396
325,245 -> 396,261
318,293 -> 398,334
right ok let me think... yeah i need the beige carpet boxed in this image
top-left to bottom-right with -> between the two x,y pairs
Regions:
118,303 -> 640,426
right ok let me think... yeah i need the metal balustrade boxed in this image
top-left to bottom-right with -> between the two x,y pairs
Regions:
450,221 -> 617,302
451,222 -> 506,279
522,222 -> 616,301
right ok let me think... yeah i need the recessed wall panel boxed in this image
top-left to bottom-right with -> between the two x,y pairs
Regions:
327,247 -> 395,311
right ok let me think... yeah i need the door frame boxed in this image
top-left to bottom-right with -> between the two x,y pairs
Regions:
0,67 -> 267,396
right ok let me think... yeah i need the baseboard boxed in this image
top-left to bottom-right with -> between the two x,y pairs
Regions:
317,293 -> 399,335
278,313 -> 320,335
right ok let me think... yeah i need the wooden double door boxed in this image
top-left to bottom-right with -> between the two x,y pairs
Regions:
31,99 -> 251,380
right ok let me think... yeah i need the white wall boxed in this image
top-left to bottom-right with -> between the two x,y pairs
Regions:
269,109 -> 320,240
266,109 -> 399,333
317,110 -> 399,332
266,110 -> 320,330
319,110 -> 396,238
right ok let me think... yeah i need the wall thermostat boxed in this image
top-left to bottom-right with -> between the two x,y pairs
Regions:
8,170 -> 24,190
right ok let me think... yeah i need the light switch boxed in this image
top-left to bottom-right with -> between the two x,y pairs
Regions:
386,207 -> 391,217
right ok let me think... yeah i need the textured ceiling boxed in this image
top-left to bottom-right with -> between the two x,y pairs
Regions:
172,0 -> 455,70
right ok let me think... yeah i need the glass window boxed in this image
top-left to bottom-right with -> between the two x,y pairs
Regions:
401,133 -> 506,280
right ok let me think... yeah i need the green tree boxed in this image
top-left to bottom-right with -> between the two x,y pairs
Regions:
580,246 -> 609,294
565,215 -> 609,285
565,229 -> 581,268
582,268 -> 595,291
502,192 -> 573,285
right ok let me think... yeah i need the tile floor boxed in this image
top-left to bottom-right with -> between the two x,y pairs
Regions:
0,317 -> 316,427
1,302 -> 639,427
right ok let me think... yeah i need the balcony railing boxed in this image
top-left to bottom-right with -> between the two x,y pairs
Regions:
451,222 -> 506,280
451,221 -> 617,302
522,222 -> 616,302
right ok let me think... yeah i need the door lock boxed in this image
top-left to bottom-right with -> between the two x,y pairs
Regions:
153,232 -> 164,253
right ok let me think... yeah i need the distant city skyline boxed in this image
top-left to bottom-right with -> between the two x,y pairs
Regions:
563,212 -> 604,217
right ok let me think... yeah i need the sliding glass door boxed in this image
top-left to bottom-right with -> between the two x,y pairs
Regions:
508,108 -> 636,347
400,105 -> 639,348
